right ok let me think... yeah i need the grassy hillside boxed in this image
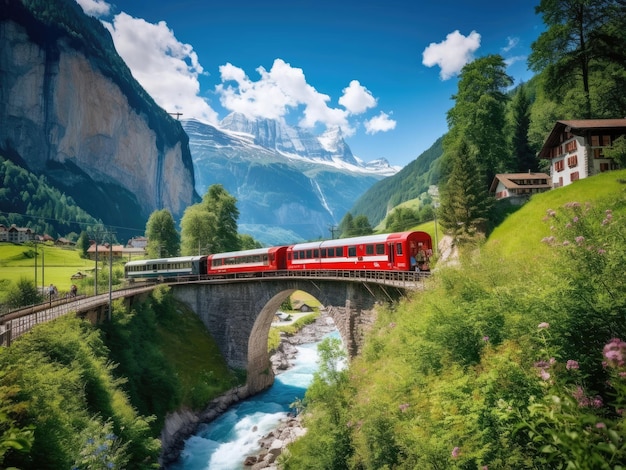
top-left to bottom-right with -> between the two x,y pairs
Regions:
284,169 -> 626,469
487,169 -> 626,257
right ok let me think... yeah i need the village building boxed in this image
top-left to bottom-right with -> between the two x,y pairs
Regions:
538,119 -> 625,188
489,172 -> 552,204
5,224 -> 35,243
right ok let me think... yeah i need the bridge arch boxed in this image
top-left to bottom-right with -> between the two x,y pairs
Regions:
171,278 -> 409,394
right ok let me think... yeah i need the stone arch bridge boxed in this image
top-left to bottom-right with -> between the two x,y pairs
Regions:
171,273 -> 423,394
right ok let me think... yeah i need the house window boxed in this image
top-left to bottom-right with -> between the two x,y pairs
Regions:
554,160 -> 565,172
591,135 -> 600,146
567,155 -> 578,167
571,172 -> 579,182
565,140 -> 577,153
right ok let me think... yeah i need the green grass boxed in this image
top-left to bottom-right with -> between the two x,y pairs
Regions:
0,242 -> 95,289
486,169 -> 626,258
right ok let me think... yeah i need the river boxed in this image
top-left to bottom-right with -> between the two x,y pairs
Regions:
169,329 -> 339,470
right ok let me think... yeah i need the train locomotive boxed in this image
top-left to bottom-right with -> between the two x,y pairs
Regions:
124,231 -> 432,281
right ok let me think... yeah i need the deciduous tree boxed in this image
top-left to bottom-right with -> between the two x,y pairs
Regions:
145,209 -> 180,258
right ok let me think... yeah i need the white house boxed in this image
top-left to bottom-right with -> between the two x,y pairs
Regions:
539,119 -> 624,188
489,173 -> 552,204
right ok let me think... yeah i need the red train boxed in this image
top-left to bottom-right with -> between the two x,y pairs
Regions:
124,231 -> 432,281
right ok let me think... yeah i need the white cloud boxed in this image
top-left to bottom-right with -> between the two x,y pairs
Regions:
502,36 -> 519,53
75,1 -> 387,138
103,12 -> 219,123
505,55 -> 526,67
422,30 -> 481,80
217,59 -> 356,135
338,80 -> 377,114
364,112 -> 396,134
75,0 -> 110,16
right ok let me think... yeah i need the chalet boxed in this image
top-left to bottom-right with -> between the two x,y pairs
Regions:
489,173 -> 552,204
127,236 -> 148,249
87,243 -> 125,260
539,119 -> 625,188
0,224 -> 7,242
7,224 -> 34,243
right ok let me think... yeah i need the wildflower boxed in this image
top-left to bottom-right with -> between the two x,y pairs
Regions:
573,216 -> 579,223
482,336 -> 489,342
575,236 -> 585,245
538,322 -> 550,329
597,248 -> 606,254
534,360 -> 550,369
596,422 -> 606,429
562,240 -> 570,246
539,369 -> 551,381
603,338 -> 626,368
565,223 -> 572,228
389,322 -> 396,329
546,209 -> 556,217
573,386 -> 590,407
566,360 -> 579,370
399,403 -> 410,412
592,396 -> 603,408
452,446 -> 460,458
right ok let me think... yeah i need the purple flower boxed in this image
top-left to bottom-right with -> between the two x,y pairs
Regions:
566,360 -> 579,370
538,322 -> 550,329
575,236 -> 585,245
539,369 -> 551,381
562,240 -> 570,246
482,336 -> 489,342
573,216 -> 579,223
452,447 -> 460,458
603,338 -> 626,368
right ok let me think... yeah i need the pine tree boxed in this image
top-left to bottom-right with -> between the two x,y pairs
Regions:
438,141 -> 492,242
509,84 -> 538,172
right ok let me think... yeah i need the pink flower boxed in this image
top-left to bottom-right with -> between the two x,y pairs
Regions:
566,360 -> 579,370
452,447 -> 460,458
575,236 -> 585,245
596,422 -> 606,429
482,336 -> 489,342
538,322 -> 550,329
603,338 -> 626,368
399,403 -> 410,412
539,369 -> 551,381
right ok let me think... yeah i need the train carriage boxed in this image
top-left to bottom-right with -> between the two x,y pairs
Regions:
286,231 -> 432,272
124,256 -> 207,281
207,246 -> 288,275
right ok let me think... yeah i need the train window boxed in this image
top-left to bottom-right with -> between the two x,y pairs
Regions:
396,243 -> 403,255
348,246 -> 356,257
336,247 -> 343,257
321,248 -> 327,257
327,248 -> 334,257
365,245 -> 374,255
306,249 -> 312,259
313,249 -> 319,258
376,244 -> 385,254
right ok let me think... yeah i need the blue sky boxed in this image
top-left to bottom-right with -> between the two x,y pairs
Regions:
76,0 -> 544,167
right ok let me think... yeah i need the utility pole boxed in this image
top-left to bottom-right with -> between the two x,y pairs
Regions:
328,225 -> 339,239
168,112 -> 183,119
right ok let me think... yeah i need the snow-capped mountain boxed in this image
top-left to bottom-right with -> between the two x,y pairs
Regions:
182,115 -> 399,245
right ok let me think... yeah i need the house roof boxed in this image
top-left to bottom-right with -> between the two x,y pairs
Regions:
489,173 -> 551,193
539,119 -> 626,159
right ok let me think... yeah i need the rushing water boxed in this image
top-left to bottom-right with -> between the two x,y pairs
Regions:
169,331 -> 339,470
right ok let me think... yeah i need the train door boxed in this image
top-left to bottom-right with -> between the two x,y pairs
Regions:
387,243 -> 395,266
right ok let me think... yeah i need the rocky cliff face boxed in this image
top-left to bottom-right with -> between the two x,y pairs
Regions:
0,3 -> 196,235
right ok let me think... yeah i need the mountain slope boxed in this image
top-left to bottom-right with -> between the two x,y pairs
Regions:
349,136 -> 444,225
183,118 -> 383,244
